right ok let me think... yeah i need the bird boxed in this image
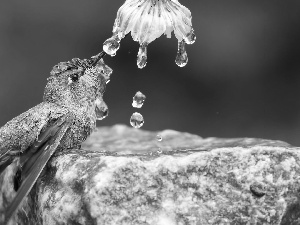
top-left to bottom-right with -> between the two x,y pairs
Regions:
0,51 -> 110,224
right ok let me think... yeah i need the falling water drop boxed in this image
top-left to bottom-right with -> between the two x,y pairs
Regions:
132,91 -> 146,108
137,43 -> 148,69
185,29 -> 196,45
156,135 -> 162,142
175,40 -> 188,67
103,35 -> 121,56
130,112 -> 144,128
95,98 -> 109,120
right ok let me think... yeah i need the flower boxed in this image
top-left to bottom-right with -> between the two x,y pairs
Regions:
103,0 -> 196,68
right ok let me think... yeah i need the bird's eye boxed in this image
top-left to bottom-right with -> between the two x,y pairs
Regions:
70,74 -> 79,82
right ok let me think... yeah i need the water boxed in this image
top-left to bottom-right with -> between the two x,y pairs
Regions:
156,134 -> 162,154
103,35 -> 121,56
137,43 -> 148,69
132,91 -> 146,108
98,58 -> 113,82
93,58 -> 113,77
175,40 -> 188,67
156,135 -> 162,142
91,56 -> 113,83
130,112 -> 144,128
185,29 -> 196,45
95,98 -> 109,120
157,148 -> 162,154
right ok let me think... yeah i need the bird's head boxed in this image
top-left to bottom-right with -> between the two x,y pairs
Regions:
44,53 -> 111,118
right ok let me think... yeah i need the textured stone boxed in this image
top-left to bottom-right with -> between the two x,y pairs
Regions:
2,124 -> 300,224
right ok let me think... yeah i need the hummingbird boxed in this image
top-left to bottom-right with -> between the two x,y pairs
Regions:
0,52 -> 111,223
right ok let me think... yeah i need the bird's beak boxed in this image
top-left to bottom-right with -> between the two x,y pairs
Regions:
89,52 -> 106,67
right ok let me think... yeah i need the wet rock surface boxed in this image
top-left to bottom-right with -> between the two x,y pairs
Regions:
2,124 -> 300,224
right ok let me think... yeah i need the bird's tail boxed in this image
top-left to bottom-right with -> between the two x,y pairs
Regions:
3,114 -> 73,224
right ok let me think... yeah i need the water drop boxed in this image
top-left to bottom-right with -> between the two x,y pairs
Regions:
185,29 -> 196,45
95,98 -> 109,120
130,112 -> 144,128
103,35 -> 121,56
132,91 -> 146,108
175,40 -> 188,67
95,58 -> 113,82
156,135 -> 162,142
157,148 -> 162,154
137,43 -> 148,69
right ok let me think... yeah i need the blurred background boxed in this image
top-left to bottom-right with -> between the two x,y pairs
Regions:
1,0 -> 300,145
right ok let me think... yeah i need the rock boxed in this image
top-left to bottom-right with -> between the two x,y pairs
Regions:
1,124 -> 300,224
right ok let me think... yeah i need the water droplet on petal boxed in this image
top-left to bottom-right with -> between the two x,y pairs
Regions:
185,29 -> 196,45
95,98 -> 109,120
103,35 -> 121,56
156,135 -> 162,142
130,112 -> 144,128
132,91 -> 146,108
175,40 -> 188,67
137,43 -> 148,69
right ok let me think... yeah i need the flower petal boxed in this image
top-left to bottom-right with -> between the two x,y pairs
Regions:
104,0 -> 196,67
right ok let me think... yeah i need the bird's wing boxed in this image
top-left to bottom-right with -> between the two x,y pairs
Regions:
4,113 -> 74,224
0,103 -> 54,173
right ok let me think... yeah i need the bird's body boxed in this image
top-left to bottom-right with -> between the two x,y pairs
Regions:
0,53 -> 110,224
0,101 -> 94,158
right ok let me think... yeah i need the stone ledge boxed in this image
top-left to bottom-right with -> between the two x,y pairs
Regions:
2,125 -> 300,224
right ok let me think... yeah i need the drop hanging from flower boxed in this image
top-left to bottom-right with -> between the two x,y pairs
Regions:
175,40 -> 188,67
103,34 -> 121,57
137,43 -> 148,69
103,0 -> 196,68
185,29 -> 196,45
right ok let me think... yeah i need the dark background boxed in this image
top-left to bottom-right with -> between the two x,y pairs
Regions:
1,0 -> 300,145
